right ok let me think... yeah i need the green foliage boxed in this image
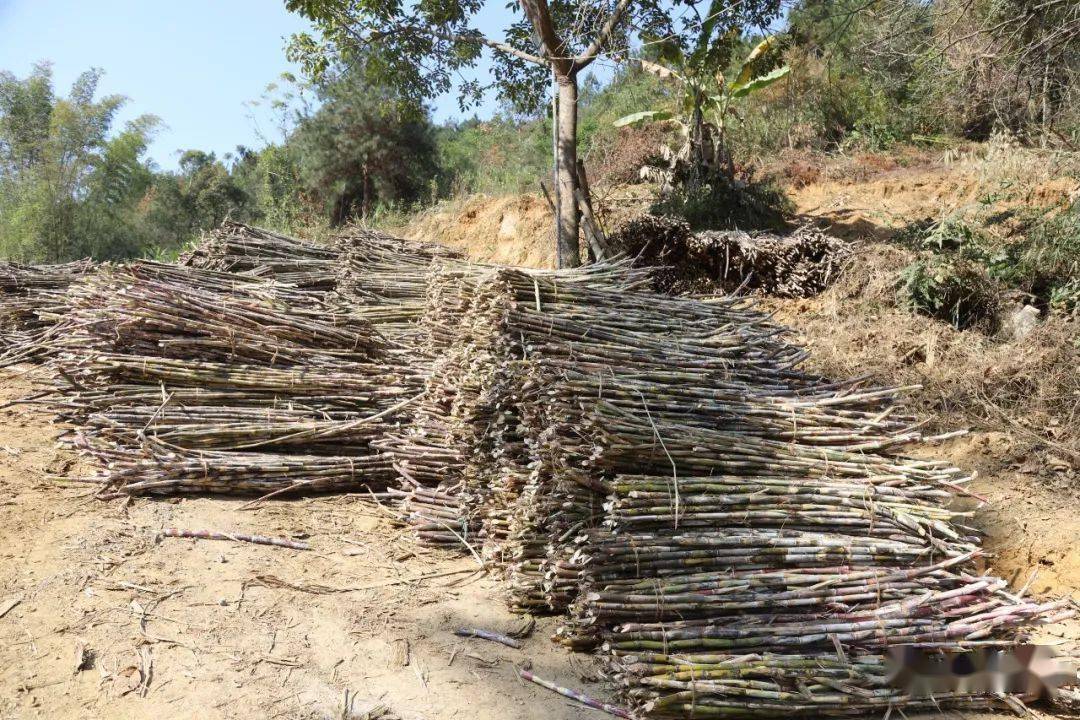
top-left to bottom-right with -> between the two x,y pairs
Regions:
650,174 -> 792,230
896,206 -> 1080,315
899,255 -> 1000,329
1050,279 -> 1080,315
0,64 -> 164,262
0,61 -> 443,263
726,0 -> 947,153
433,68 -> 673,195
1016,207 -> 1080,302
291,70 -> 440,222
435,115 -> 552,196
612,31 -> 791,171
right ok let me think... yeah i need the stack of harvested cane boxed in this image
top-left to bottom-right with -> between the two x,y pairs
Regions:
609,214 -> 851,297
5,219 -> 1073,716
388,262 -> 1074,717
333,226 -> 465,346
39,224 -> 430,497
181,220 -> 339,291
0,259 -> 94,368
387,259 -> 655,550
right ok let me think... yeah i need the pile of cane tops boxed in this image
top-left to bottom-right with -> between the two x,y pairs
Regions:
610,213 -> 852,297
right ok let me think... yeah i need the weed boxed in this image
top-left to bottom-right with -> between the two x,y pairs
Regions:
898,254 -> 1000,330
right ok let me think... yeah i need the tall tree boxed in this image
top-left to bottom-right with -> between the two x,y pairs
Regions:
291,69 -> 440,224
285,0 -> 647,267
0,64 -> 161,261
285,1 -> 786,266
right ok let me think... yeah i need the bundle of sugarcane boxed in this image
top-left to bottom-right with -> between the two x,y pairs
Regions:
380,260 -> 1074,718
386,259 -> 658,551
333,226 -> 466,346
387,268 -> 514,548
53,262 -> 385,370
608,214 -> 851,297
40,258 -> 420,496
402,268 -> 827,608
0,258 -> 95,367
617,650 -> 1019,718
53,352 -> 415,494
80,404 -> 397,453
605,214 -> 696,293
559,413 -> 1070,716
78,437 -> 396,497
695,225 -> 853,298
603,588 -> 1071,716
181,221 -> 338,290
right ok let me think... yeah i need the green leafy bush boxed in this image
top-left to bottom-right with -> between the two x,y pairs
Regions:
651,173 -> 792,231
899,255 -> 1000,329
896,206 -> 1080,316
1049,279 -> 1080,315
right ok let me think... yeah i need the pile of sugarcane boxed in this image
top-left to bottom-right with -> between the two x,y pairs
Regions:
0,258 -> 94,367
609,214 -> 851,297
333,226 -> 465,346
5,219 -> 1073,716
41,255 -> 417,496
385,261 -> 1074,717
386,259 -> 656,549
181,220 -> 339,291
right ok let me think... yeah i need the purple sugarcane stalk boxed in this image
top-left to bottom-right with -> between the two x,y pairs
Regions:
518,669 -> 632,718
454,628 -> 522,649
158,528 -> 310,551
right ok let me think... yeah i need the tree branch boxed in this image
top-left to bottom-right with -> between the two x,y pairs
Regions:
334,8 -> 548,68
521,0 -> 573,75
575,0 -> 634,70
434,27 -> 548,67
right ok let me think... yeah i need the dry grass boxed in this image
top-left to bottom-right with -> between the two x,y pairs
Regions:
763,243 -> 1080,466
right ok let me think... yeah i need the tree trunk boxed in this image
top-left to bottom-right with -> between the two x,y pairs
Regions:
689,99 -> 705,188
556,75 -> 581,268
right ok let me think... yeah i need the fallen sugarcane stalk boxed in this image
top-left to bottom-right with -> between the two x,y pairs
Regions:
454,628 -> 523,649
517,669 -> 632,718
156,528 -> 311,550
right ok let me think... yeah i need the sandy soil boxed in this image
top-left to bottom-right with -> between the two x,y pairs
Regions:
0,373 -> 612,720
404,194 -> 558,269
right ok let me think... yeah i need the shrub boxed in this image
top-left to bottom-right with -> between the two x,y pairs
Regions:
899,254 -> 1000,329
897,205 -> 1080,316
1049,279 -> 1080,316
650,173 -> 792,231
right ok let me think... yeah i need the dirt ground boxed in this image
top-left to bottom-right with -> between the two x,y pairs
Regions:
0,374 -> 612,720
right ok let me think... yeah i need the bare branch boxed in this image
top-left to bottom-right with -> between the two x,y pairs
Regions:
521,0 -> 573,75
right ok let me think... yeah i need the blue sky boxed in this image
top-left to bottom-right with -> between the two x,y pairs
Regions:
0,0 -> 516,170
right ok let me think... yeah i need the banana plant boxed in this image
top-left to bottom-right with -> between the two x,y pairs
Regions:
614,26 -> 789,186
